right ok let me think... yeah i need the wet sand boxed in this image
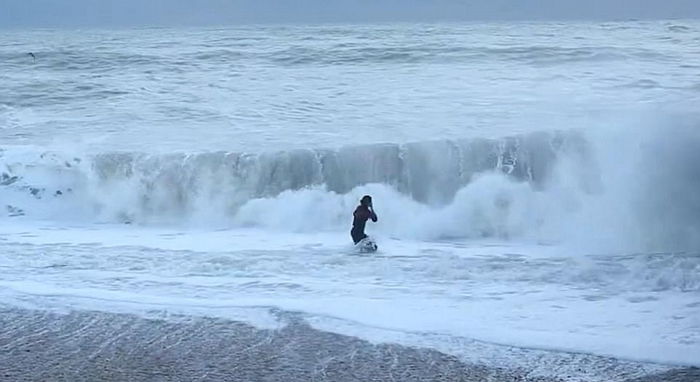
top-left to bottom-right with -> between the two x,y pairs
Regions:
0,308 -> 697,382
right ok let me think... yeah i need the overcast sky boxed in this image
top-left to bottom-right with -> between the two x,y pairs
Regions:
2,0 -> 699,28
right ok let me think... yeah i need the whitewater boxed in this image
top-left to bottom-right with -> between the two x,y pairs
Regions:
1,20 -> 700,379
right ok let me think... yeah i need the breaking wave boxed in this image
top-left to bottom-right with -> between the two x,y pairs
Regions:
2,125 -> 700,252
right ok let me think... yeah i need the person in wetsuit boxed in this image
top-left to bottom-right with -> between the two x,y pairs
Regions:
351,195 -> 378,244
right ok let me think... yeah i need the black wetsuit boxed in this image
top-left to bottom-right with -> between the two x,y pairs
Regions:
351,205 -> 377,244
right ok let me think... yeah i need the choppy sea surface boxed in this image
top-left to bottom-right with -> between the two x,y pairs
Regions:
1,20 -> 700,379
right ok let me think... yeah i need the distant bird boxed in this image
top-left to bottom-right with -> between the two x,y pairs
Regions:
27,52 -> 35,61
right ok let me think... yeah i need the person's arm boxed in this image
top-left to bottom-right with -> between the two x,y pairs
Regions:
369,207 -> 378,222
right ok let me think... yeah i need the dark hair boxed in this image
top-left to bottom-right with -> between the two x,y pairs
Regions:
360,195 -> 372,204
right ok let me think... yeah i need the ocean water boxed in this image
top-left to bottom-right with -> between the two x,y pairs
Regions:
1,20 -> 700,376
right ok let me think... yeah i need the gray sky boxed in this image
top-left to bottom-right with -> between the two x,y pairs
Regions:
2,0 -> 699,28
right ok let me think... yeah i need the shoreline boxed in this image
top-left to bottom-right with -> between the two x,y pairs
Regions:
0,307 -> 698,382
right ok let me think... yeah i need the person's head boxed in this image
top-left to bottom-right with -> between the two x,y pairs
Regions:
360,195 -> 372,206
